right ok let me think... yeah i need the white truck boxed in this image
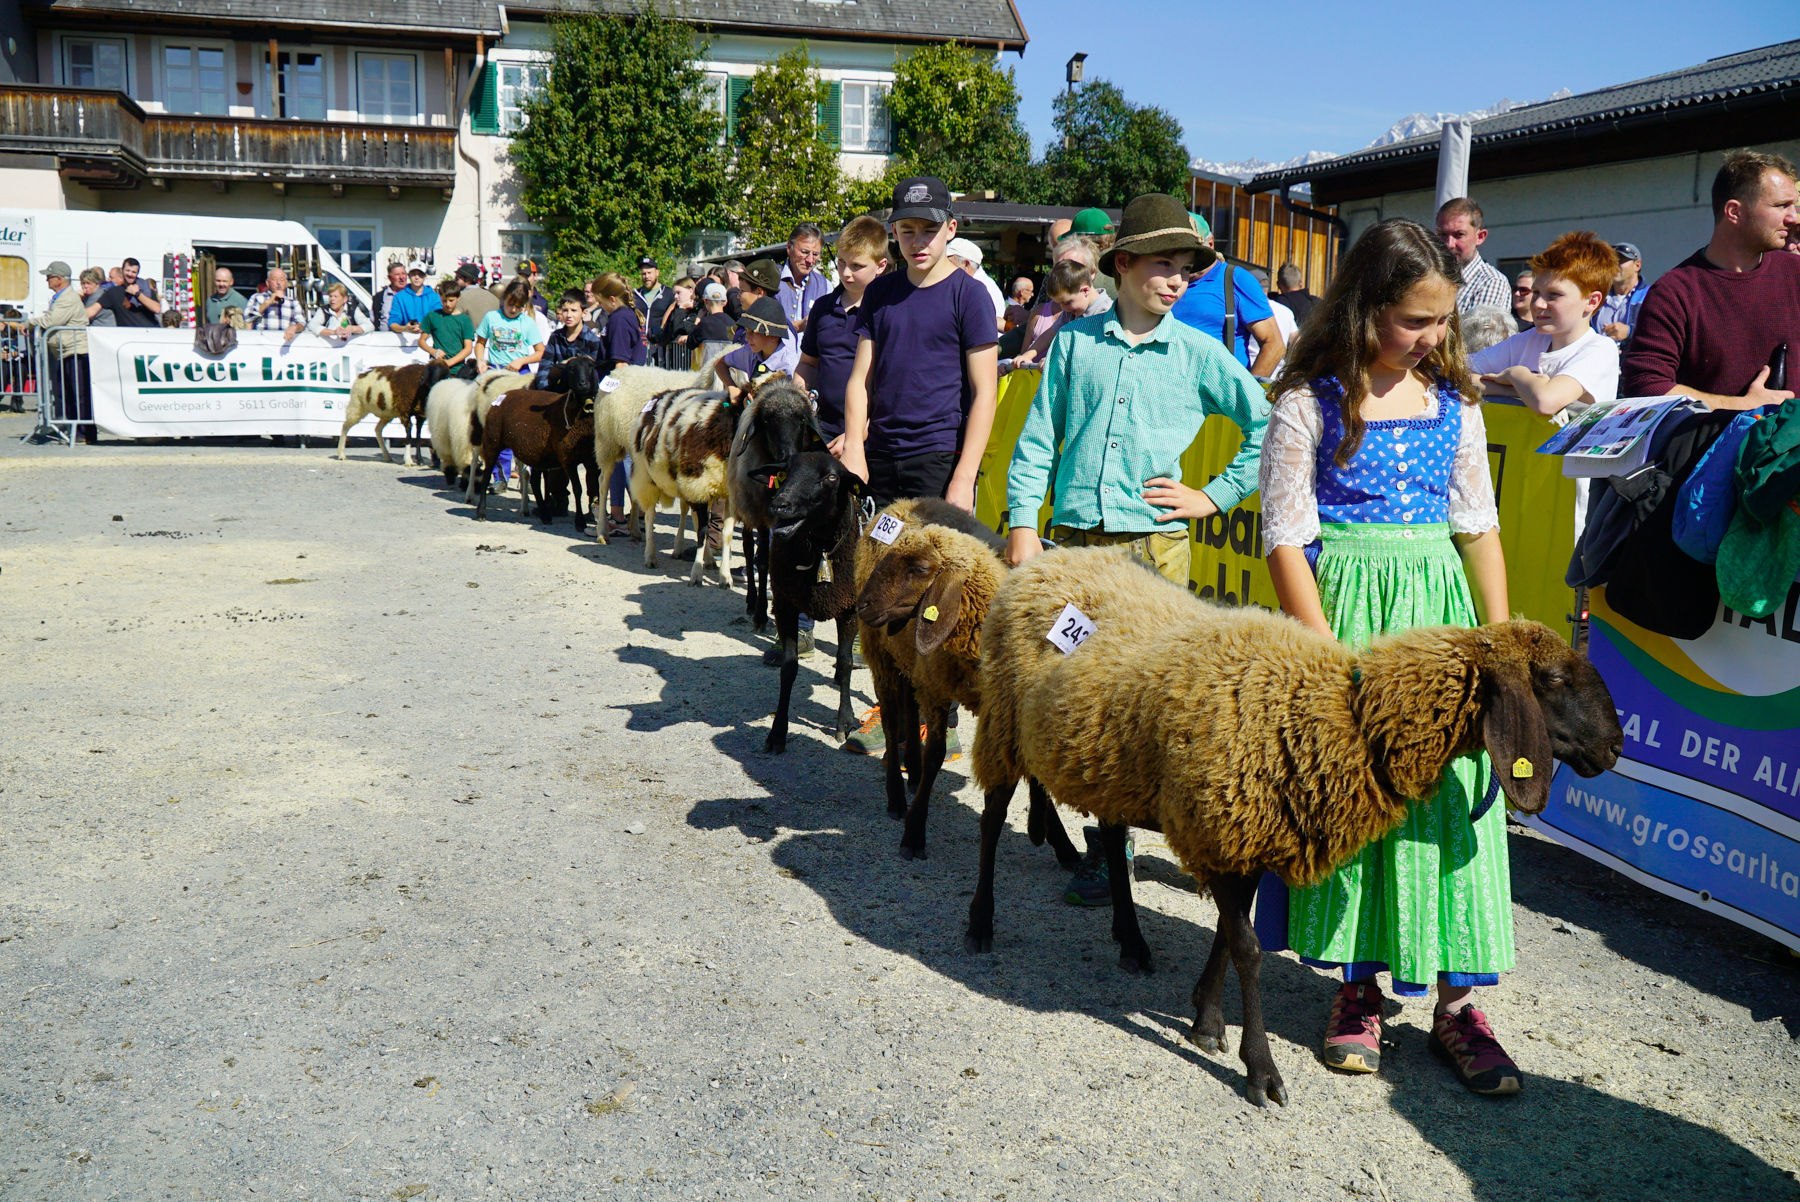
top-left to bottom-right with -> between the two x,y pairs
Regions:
0,208 -> 373,319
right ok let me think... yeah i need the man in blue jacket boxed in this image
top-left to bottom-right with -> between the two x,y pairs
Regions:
1593,240 -> 1650,346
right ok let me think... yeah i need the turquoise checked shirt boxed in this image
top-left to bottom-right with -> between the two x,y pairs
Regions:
1006,309 -> 1271,535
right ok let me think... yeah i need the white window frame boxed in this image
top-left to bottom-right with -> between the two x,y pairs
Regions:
699,71 -> 728,145
308,219 -> 383,304
262,45 -> 332,122
499,228 -> 551,268
840,80 -> 891,154
494,57 -> 550,136
355,51 -> 422,125
156,39 -> 233,117
60,34 -> 132,93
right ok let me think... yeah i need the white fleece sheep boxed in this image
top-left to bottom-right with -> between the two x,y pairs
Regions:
427,370 -> 517,490
591,363 -> 713,545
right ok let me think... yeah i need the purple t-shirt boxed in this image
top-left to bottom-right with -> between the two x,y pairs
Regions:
854,268 -> 997,458
601,305 -> 647,367
799,285 -> 860,438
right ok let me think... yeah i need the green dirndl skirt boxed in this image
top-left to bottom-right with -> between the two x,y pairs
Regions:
1281,522 -> 1515,990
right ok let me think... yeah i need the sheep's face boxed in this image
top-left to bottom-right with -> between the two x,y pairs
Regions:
742,374 -> 829,468
765,451 -> 857,543
858,538 -> 939,629
548,356 -> 600,405
1477,621 -> 1624,814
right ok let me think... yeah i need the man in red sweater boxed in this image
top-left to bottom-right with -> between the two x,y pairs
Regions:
1621,151 -> 1800,409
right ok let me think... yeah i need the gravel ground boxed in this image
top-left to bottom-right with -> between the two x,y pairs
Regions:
3,414 -> 1798,1202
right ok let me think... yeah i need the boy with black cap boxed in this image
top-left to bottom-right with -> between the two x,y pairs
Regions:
1005,193 -> 1270,901
840,175 -> 998,512
714,296 -> 800,396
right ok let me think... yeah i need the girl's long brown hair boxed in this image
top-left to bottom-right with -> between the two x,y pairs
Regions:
1271,218 -> 1477,467
593,272 -> 645,331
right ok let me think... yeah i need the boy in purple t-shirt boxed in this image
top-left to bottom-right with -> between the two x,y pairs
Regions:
840,176 -> 999,510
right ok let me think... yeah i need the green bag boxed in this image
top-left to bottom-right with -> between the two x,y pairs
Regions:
1734,395 -> 1800,525
1716,500 -> 1800,619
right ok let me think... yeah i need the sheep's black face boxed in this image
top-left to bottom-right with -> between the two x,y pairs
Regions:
1531,650 -> 1624,779
745,375 -> 830,465
421,360 -> 452,393
766,451 -> 851,542
549,356 -> 600,404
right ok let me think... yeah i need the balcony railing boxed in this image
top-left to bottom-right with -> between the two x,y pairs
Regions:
0,85 -> 456,191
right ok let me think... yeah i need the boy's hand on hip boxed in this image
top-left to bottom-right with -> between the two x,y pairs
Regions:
839,445 -> 868,484
945,476 -> 976,513
1006,525 -> 1042,567
1143,478 -> 1217,521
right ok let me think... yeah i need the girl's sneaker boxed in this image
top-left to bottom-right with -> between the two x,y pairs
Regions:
1320,980 -> 1385,1073
1430,1004 -> 1522,1095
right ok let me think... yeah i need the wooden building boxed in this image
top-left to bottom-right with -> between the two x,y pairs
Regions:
1186,168 -> 1341,295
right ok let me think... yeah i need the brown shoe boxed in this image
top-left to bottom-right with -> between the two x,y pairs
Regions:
1320,980 -> 1384,1073
1430,1004 -> 1522,1095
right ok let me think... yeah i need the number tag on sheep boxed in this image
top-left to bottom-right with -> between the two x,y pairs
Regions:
600,376 -> 621,393
1046,603 -> 1096,654
867,513 -> 903,545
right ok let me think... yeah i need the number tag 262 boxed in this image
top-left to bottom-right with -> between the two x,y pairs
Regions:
1046,602 -> 1096,654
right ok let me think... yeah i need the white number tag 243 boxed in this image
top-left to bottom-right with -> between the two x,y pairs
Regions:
867,513 -> 903,545
1045,602 -> 1096,654
600,375 -> 622,393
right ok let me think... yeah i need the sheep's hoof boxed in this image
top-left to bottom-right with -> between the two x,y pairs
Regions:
886,802 -> 905,821
1055,848 -> 1084,872
1117,949 -> 1154,975
963,932 -> 993,954
1246,1075 -> 1287,1108
763,733 -> 786,754
898,842 -> 927,861
1187,1026 -> 1227,1055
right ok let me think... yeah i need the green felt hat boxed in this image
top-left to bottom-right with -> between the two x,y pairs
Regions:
1098,194 -> 1216,277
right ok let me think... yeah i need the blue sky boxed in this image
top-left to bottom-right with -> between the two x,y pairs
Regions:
1003,2 -> 1796,165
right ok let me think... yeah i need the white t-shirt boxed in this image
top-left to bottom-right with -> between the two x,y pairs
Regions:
1250,298 -> 1300,374
1470,327 -> 1619,424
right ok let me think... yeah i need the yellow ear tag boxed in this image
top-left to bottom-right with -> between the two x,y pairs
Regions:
922,605 -> 940,622
1511,757 -> 1534,779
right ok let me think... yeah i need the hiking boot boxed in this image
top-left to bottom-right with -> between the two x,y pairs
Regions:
913,723 -> 962,761
1063,826 -> 1132,906
1430,1004 -> 1522,1096
1320,980 -> 1385,1074
761,629 -> 815,665
842,707 -> 884,754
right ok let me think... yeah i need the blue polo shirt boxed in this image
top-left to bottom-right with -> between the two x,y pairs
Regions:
1170,262 -> 1273,368
721,336 -> 800,381
799,285 -> 860,438
601,305 -> 647,367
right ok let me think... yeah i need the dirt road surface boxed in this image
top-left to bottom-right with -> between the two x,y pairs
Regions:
3,415 -> 1797,1201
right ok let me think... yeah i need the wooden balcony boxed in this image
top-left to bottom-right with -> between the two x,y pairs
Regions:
0,85 -> 457,194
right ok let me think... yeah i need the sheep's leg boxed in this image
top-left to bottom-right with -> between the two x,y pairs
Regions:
875,671 -> 910,821
1103,822 -> 1153,975
831,613 -> 855,742
1213,872 -> 1285,1107
964,782 -> 1016,954
568,463 -> 588,532
1187,904 -> 1234,1055
593,457 -> 614,544
744,526 -> 769,632
900,683 -> 923,791
900,706 -> 947,861
642,497 -> 660,568
372,416 -> 395,464
334,405 -> 361,461
673,501 -> 692,561
685,503 -> 708,585
715,514 -> 735,591
763,599 -> 800,754
402,415 -> 418,467
1027,778 -> 1083,871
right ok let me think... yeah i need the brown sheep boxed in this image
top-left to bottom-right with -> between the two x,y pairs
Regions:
336,361 -> 450,465
470,358 -> 601,527
969,545 -> 1624,1106
852,497 -> 1078,868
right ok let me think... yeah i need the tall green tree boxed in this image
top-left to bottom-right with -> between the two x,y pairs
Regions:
1041,79 -> 1189,208
885,41 -> 1037,201
729,46 -> 845,245
509,9 -> 727,292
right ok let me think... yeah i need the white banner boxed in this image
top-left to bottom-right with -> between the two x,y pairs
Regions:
86,327 -> 435,439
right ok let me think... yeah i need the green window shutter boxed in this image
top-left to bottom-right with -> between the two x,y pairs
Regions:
818,80 -> 842,147
727,76 -> 750,145
468,61 -> 499,135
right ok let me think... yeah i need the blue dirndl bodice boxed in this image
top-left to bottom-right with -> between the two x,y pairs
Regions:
1314,377 -> 1464,526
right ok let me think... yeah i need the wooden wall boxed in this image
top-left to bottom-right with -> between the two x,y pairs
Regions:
1185,175 -> 1339,295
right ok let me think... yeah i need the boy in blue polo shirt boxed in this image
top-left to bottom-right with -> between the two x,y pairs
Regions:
797,214 -> 890,449
840,176 -> 998,511
714,297 -> 800,396
1007,192 -> 1270,902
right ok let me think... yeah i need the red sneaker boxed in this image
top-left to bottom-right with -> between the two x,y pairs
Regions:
1320,980 -> 1384,1073
1430,1004 -> 1523,1095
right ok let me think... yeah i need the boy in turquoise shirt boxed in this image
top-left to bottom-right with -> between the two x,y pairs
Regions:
1007,192 -> 1270,584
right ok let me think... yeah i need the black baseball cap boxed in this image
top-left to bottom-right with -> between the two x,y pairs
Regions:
637,255 -> 657,269
454,263 -> 481,282
889,175 -> 953,224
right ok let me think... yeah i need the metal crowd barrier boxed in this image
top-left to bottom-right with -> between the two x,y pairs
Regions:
15,323 -> 90,446
2,323 -> 41,416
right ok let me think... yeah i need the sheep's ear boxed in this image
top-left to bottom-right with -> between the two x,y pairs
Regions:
913,569 -> 966,656
1481,660 -> 1554,815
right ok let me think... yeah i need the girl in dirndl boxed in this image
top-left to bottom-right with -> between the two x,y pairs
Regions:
1255,218 -> 1521,1096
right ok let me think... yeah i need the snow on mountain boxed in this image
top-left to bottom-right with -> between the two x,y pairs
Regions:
1190,90 -> 1574,182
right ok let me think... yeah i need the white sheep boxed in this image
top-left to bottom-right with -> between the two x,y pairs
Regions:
427,369 -> 518,491
591,363 -> 713,545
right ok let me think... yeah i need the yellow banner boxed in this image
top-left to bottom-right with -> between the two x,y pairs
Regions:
973,374 -> 1578,634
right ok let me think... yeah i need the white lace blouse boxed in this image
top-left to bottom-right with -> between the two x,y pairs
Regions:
1257,383 -> 1500,551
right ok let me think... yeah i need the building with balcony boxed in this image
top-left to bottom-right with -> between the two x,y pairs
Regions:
0,0 -> 1029,293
